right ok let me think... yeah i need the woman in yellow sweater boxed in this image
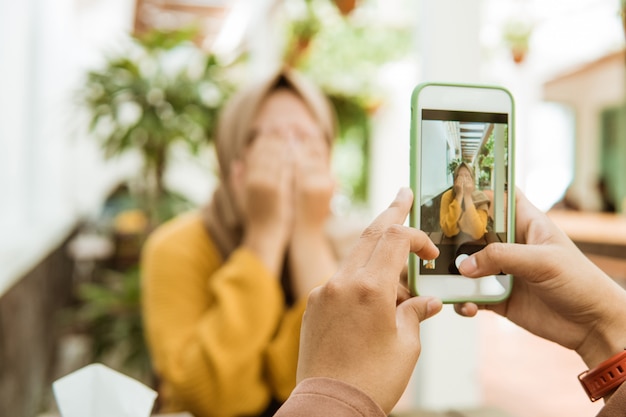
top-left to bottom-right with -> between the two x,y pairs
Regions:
141,68 -> 341,417
439,162 -> 490,242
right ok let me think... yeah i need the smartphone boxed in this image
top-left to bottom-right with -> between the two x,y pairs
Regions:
409,82 -> 515,303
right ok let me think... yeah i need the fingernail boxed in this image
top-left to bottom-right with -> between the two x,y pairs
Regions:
459,256 -> 478,275
461,305 -> 470,316
396,187 -> 410,200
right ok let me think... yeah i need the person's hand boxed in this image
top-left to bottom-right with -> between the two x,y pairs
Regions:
453,175 -> 464,198
463,177 -> 475,196
231,131 -> 295,276
291,134 -> 334,233
296,188 -> 443,414
456,190 -> 626,370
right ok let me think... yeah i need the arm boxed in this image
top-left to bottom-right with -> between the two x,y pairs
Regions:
141,215 -> 291,417
265,134 -> 340,400
265,230 -> 337,401
230,133 -> 295,277
288,135 -> 338,300
458,202 -> 489,239
263,234 -> 337,402
264,298 -> 307,401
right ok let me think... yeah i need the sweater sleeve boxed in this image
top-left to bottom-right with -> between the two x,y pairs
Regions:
439,190 -> 461,237
141,213 -> 290,417
274,378 -> 386,417
265,297 -> 308,401
596,382 -> 626,417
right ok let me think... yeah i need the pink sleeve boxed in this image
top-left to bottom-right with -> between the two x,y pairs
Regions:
274,377 -> 386,417
596,382 -> 626,417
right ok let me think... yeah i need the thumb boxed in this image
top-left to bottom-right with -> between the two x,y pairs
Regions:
459,242 -> 554,284
396,296 -> 443,331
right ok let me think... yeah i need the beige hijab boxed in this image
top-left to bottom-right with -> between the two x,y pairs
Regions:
202,67 -> 338,259
452,162 -> 491,208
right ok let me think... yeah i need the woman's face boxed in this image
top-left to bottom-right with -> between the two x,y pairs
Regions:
250,88 -> 328,150
229,88 -> 332,215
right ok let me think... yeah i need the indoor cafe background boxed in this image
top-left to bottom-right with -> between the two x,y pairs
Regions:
0,1 -> 624,417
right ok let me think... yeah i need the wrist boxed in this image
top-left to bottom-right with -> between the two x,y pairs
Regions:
576,292 -> 626,370
578,331 -> 626,372
574,281 -> 626,403
289,228 -> 334,257
288,235 -> 337,299
292,222 -> 326,237
242,229 -> 287,277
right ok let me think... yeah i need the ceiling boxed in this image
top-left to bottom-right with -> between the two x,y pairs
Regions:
459,122 -> 492,164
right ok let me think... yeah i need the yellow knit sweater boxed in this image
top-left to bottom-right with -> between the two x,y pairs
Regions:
141,211 -> 306,417
439,190 -> 489,240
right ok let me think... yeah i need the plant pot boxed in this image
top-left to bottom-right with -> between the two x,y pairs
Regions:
511,46 -> 527,64
335,0 -> 357,15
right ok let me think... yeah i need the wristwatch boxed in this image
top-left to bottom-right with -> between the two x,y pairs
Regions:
578,349 -> 626,402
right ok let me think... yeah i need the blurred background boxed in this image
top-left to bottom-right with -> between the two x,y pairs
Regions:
0,0 -> 624,416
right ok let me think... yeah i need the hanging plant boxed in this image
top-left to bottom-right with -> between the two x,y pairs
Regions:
283,1 -> 322,66
503,18 -> 533,64
334,0 -> 358,15
284,0 -> 413,202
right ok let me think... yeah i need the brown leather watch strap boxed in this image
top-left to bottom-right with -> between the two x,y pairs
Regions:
578,349 -> 626,402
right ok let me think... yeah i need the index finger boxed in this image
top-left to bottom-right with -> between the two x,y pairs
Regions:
345,187 -> 414,269
365,225 -> 439,291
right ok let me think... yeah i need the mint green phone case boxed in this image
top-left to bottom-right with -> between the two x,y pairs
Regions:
409,82 -> 516,304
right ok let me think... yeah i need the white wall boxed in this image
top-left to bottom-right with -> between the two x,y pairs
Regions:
420,121 -> 451,200
0,0 -> 136,296
367,0 -> 484,411
412,0 -> 483,410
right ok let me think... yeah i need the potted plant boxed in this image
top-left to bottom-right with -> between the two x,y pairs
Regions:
503,18 -> 533,64
69,26 -> 233,380
283,1 -> 322,66
81,25 -> 232,226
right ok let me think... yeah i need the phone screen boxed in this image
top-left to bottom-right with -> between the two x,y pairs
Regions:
419,109 -> 509,277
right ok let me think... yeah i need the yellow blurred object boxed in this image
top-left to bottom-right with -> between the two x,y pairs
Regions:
114,209 -> 149,235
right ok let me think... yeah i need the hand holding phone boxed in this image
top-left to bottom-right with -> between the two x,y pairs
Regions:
409,82 -> 515,303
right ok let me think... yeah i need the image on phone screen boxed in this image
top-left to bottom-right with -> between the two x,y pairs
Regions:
419,109 -> 509,276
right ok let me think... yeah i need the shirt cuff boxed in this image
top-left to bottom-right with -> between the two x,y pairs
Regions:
275,377 -> 385,417
599,379 -> 626,416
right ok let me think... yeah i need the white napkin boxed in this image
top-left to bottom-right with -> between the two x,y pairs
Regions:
53,363 -> 158,417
